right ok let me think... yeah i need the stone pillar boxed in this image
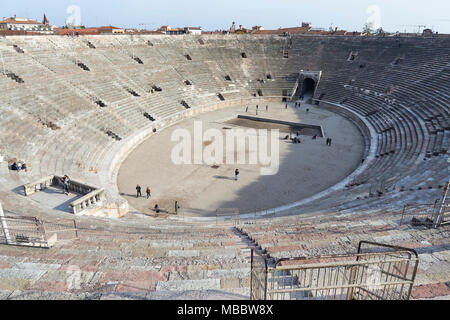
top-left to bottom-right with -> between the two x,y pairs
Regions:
0,202 -> 12,244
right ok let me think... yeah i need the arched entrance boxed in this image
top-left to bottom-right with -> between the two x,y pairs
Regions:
301,78 -> 316,96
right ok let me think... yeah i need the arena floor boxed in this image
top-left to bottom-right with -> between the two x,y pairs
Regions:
117,101 -> 365,217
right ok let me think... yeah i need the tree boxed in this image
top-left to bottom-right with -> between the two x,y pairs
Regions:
363,23 -> 374,35
375,27 -> 386,37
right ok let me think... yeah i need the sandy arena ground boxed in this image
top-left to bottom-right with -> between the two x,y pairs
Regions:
117,101 -> 365,217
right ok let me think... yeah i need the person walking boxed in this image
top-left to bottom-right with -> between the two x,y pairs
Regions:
285,103 -> 288,109
136,184 -> 142,198
266,105 -> 268,112
175,201 -> 180,215
245,106 -> 248,112
146,186 -> 151,199
235,168 -> 239,181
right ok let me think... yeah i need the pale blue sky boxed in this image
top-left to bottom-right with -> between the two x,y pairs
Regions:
2,0 -> 450,33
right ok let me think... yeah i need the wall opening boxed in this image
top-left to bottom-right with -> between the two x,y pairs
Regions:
143,112 -> 155,121
95,100 -> 107,107
5,72 -> 24,83
86,41 -> 96,49
105,130 -> 122,141
133,57 -> 144,64
347,51 -> 358,61
13,45 -> 24,53
282,89 -> 288,102
126,88 -> 140,97
77,62 -> 90,71
181,100 -> 191,109
301,78 -> 316,96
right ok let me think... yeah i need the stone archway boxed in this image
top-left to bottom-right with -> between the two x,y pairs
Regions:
301,78 -> 316,96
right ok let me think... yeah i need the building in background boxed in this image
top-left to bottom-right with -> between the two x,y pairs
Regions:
98,26 -> 125,34
0,15 -> 54,34
158,26 -> 202,35
185,27 -> 202,35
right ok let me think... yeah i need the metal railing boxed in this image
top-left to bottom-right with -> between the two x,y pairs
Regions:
400,181 -> 450,228
400,200 -> 438,225
253,207 -> 276,219
0,203 -> 78,248
250,241 -> 419,300
216,208 -> 240,226
0,215 -> 48,247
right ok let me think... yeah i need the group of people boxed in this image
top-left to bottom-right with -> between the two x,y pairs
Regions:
245,105 -> 269,114
10,161 -> 27,172
136,184 -> 152,199
283,133 -> 330,145
135,184 -> 180,215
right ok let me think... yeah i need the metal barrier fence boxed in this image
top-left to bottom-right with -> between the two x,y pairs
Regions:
253,207 -> 276,219
0,203 -> 78,248
250,241 -> 419,300
0,215 -> 48,247
216,208 -> 240,226
401,181 -> 450,228
400,201 -> 438,225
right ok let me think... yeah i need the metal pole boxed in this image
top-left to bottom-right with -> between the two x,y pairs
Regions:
0,50 -> 6,75
433,181 -> 449,228
0,202 -> 12,244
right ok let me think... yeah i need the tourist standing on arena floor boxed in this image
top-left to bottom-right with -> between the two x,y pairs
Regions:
146,186 -> 151,199
235,169 -> 239,181
175,201 -> 180,215
136,184 -> 142,198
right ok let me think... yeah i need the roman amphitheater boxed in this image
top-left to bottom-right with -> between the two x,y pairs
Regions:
0,34 -> 448,300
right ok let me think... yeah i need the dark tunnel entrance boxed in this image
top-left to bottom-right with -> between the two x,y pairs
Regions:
301,78 -> 316,96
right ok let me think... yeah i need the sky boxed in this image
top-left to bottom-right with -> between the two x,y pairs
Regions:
2,0 -> 450,33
